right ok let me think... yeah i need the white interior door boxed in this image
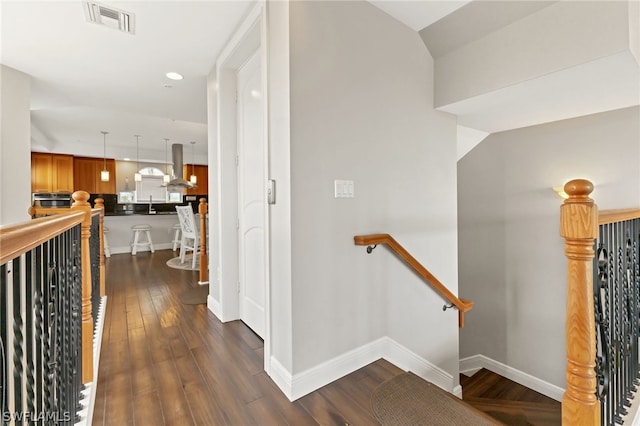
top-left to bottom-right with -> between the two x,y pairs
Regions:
237,50 -> 265,338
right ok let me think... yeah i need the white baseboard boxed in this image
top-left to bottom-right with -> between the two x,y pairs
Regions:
269,357 -> 295,401
75,296 -> 107,426
382,338 -> 456,396
269,337 -> 458,402
459,354 -> 564,401
207,294 -> 222,319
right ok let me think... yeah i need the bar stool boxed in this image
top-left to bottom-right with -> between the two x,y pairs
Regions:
171,223 -> 181,251
103,226 -> 111,258
131,224 -> 155,255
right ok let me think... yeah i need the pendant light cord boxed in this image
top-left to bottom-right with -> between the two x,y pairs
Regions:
101,131 -> 108,169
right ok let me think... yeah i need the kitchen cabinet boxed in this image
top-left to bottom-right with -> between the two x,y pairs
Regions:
31,153 -> 74,193
52,155 -> 74,192
183,164 -> 208,195
73,157 -> 116,194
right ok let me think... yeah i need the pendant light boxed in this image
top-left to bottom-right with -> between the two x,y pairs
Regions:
163,138 -> 171,184
189,141 -> 197,184
100,131 -> 110,181
134,135 -> 142,182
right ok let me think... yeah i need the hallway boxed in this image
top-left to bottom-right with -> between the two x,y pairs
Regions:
92,250 -> 402,425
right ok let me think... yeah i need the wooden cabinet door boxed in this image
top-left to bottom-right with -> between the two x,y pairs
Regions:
31,152 -> 52,193
52,154 -> 74,192
73,158 -> 97,194
94,159 -> 116,194
184,164 -> 208,195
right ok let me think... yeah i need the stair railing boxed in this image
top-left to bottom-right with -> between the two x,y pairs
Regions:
559,179 -> 640,426
1,191 -> 105,423
354,234 -> 473,327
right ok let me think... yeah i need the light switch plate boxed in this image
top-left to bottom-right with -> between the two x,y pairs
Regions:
334,180 -> 354,198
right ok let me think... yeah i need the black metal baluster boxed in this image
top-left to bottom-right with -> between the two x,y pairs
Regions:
25,250 -> 36,421
12,256 -> 24,425
59,231 -> 69,424
1,263 -> 8,423
44,240 -> 57,422
595,241 -> 611,425
33,245 -> 45,426
72,231 -> 83,422
91,215 -> 100,331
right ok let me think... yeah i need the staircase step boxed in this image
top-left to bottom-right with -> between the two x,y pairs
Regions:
464,396 -> 561,426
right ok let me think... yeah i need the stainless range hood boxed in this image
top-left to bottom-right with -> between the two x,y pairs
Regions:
164,143 -> 197,189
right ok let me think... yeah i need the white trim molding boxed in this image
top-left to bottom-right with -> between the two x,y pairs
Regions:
270,337 -> 458,402
459,354 -> 565,402
207,294 -> 222,320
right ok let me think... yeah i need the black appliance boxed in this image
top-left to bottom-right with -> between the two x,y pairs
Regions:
89,194 -> 117,214
183,195 -> 208,214
32,192 -> 72,208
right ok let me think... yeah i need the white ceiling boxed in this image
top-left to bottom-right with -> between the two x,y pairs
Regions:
368,0 -> 471,31
2,0 -> 637,164
1,0 -> 255,162
0,0 -> 470,164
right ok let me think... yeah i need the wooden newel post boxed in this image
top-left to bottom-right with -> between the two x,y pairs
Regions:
94,197 -> 106,297
199,198 -> 208,284
70,191 -> 94,384
560,179 -> 600,426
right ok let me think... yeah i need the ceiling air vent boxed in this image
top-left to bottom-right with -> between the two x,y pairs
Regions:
84,1 -> 135,34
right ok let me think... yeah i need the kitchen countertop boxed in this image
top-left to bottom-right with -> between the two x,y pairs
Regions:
105,211 -> 177,216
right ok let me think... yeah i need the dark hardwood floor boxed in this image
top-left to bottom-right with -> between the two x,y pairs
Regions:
93,249 -> 561,425
92,250 -> 404,426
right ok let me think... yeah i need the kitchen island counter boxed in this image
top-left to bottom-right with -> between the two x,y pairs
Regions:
105,214 -> 179,254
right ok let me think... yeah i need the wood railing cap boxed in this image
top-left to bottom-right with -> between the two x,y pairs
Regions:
563,179 -> 594,204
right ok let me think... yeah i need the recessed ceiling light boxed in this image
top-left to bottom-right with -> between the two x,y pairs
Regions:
166,72 -> 183,80
123,157 -> 131,161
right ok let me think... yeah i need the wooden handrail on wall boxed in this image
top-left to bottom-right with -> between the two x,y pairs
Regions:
353,233 -> 473,328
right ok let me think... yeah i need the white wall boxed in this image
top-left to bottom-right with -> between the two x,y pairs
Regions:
0,65 -> 31,226
435,1 -> 631,108
458,106 -> 640,388
288,0 -> 459,378
267,0 -> 294,373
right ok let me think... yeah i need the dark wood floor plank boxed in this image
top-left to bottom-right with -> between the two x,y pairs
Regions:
132,391 -> 165,426
252,372 -> 319,425
298,391 -> 350,426
182,381 -> 227,425
153,359 -> 196,425
102,372 -> 134,426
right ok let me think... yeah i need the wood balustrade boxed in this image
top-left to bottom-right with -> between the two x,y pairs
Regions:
69,191 -> 95,384
199,198 -> 208,284
25,190 -> 105,385
560,179 -> 600,426
94,198 -> 106,296
354,233 -> 473,328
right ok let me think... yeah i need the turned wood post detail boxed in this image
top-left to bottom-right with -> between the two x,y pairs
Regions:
70,191 -> 94,384
94,198 -> 106,297
199,198 -> 208,284
560,179 -> 600,426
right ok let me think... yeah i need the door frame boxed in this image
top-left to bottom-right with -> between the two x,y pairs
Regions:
214,2 -> 271,373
